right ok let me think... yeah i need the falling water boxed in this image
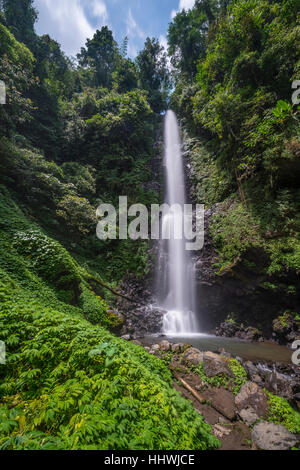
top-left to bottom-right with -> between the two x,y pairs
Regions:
157,110 -> 198,335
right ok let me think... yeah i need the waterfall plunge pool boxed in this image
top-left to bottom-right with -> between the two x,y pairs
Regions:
142,334 -> 292,364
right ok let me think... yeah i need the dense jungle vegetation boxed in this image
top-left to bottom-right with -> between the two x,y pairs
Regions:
170,0 -> 300,292
0,0 -> 299,451
0,0 -> 219,451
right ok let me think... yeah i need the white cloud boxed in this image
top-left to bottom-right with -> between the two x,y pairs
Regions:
171,0 -> 196,19
92,0 -> 108,23
34,0 -> 109,57
179,0 -> 195,9
159,34 -> 168,52
159,34 -> 171,69
126,9 -> 145,58
126,9 -> 145,40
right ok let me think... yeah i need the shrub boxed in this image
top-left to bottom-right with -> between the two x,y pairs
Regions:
267,392 -> 300,434
79,286 -> 108,325
56,195 -> 97,236
13,230 -> 82,304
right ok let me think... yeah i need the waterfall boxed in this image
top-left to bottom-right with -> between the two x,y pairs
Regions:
157,110 -> 198,335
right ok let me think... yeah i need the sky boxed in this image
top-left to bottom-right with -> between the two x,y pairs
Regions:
34,0 -> 196,58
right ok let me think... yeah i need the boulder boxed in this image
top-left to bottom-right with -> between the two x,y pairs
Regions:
235,382 -> 268,418
252,422 -> 299,450
121,334 -> 131,341
244,361 -> 263,385
149,344 -> 160,355
171,343 -> 187,353
235,327 -> 261,342
120,305 -> 165,337
215,318 -> 261,342
215,318 -> 239,338
203,352 -> 235,378
209,388 -> 236,421
159,340 -> 171,351
239,408 -> 259,426
255,363 -> 272,382
272,313 -> 300,345
182,347 -> 204,367
267,371 -> 293,400
217,348 -> 231,358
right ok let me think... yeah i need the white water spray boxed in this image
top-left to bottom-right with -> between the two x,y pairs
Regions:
157,110 -> 198,335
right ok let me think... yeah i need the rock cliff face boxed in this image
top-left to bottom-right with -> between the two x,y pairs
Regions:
118,125 -> 300,345
191,206 -> 300,342
181,136 -> 300,343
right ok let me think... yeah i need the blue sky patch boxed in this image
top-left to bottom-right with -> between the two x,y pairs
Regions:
34,0 -> 196,57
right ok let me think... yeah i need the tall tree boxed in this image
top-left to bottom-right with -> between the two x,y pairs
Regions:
136,37 -> 170,113
1,0 -> 37,47
77,27 -> 120,88
195,0 -> 217,24
168,4 -> 212,79
112,58 -> 138,93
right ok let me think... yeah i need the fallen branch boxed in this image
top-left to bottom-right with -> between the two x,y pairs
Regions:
86,276 -> 142,305
172,369 -> 233,421
172,370 -> 206,404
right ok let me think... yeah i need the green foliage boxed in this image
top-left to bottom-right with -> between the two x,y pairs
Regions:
187,139 -> 234,205
0,131 -> 219,450
77,27 -> 120,88
79,286 -> 108,326
56,195 -> 96,236
168,3 -> 211,77
210,195 -> 300,277
267,392 -> 300,434
169,0 -> 300,290
210,201 -> 263,271
33,34 -> 75,99
61,162 -> 96,198
272,100 -> 293,121
63,88 -> 154,202
0,281 -> 219,450
194,358 -> 247,395
1,0 -> 37,47
0,24 -> 34,134
196,363 -> 229,388
0,184 -> 32,233
99,239 -> 151,282
266,238 -> 300,275
0,142 -> 98,238
229,359 -> 248,395
112,58 -> 138,93
13,230 -> 82,304
0,23 -> 34,66
136,37 -> 170,113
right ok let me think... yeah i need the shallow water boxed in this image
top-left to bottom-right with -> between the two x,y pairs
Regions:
144,334 -> 292,364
